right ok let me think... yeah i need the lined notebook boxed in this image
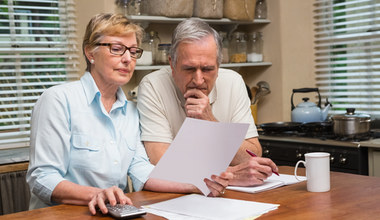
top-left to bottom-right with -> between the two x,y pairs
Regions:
226,173 -> 306,193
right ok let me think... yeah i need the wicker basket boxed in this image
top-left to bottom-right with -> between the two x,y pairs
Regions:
224,0 -> 256,21
146,0 -> 194,18
193,0 -> 223,19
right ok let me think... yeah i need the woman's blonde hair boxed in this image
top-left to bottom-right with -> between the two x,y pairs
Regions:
82,13 -> 144,71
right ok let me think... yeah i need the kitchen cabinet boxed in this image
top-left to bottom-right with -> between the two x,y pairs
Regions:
368,148 -> 380,177
357,139 -> 380,177
127,15 -> 272,71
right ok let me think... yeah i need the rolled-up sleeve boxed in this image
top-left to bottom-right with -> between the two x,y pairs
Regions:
127,135 -> 154,191
27,88 -> 71,206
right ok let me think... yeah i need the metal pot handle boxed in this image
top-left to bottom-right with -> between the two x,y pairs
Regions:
291,88 -> 322,110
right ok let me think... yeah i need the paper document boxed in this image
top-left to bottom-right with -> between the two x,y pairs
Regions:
143,194 -> 279,220
227,173 -> 306,193
148,118 -> 249,195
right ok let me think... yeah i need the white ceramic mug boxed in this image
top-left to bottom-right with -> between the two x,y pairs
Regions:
294,152 -> 330,192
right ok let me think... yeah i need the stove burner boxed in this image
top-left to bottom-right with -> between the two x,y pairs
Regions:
258,126 -> 376,142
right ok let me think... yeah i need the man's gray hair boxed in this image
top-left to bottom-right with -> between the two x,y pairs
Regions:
169,18 -> 223,69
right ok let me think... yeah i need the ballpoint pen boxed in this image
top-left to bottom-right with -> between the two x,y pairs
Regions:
246,149 -> 280,176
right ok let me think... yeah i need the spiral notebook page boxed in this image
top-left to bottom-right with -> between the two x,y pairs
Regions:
227,173 -> 306,193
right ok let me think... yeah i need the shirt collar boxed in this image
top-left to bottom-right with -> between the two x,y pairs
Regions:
80,72 -> 128,114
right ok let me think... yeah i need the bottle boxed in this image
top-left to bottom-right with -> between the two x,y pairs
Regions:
255,0 -> 267,19
247,32 -> 263,62
219,31 -> 229,63
136,32 -> 153,65
149,31 -> 161,64
229,32 -> 247,63
156,44 -> 171,65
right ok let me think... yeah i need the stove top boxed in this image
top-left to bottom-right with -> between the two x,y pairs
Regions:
258,130 -> 380,142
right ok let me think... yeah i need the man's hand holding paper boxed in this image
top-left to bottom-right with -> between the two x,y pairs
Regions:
148,118 -> 249,196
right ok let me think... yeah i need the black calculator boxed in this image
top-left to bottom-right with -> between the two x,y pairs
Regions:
106,204 -> 146,219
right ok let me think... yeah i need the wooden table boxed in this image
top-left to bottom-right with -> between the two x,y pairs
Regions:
1,166 -> 380,220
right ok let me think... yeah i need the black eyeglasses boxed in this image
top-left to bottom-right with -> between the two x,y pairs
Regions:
96,43 -> 143,59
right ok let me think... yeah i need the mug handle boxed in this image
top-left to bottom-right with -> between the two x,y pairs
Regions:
294,160 -> 306,181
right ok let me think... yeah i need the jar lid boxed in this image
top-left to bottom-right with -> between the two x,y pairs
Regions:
232,32 -> 246,39
248,32 -> 262,38
332,108 -> 371,121
219,31 -> 227,37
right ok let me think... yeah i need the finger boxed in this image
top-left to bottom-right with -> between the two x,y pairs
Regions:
256,157 -> 278,170
228,167 -> 268,186
204,179 -> 220,197
227,160 -> 254,173
184,89 -> 204,99
114,189 -> 132,205
256,160 -> 278,177
88,199 -> 97,215
105,187 -> 118,206
211,174 -> 229,188
241,157 -> 276,177
204,178 -> 225,197
219,171 -> 234,180
96,194 -> 108,214
185,97 -> 205,109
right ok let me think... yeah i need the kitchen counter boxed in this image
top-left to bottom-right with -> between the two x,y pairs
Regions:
259,134 -> 361,148
359,138 -> 380,148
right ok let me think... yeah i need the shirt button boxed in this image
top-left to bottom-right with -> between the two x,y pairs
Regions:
114,160 -> 118,165
110,140 -> 115,144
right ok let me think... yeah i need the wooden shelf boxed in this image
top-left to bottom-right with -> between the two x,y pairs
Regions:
130,15 -> 272,72
135,62 -> 272,71
127,15 -> 270,25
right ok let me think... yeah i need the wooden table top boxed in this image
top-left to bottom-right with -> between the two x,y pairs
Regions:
1,166 -> 380,220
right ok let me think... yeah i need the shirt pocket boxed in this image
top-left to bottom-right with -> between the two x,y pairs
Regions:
123,136 -> 137,151
70,134 -> 103,170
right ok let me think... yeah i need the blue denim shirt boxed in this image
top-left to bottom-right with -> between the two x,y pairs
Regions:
27,72 -> 154,209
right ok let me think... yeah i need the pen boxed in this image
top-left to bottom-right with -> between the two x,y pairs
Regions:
246,149 -> 280,176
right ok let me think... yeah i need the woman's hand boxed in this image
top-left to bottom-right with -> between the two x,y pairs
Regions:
204,171 -> 233,197
88,186 -> 132,215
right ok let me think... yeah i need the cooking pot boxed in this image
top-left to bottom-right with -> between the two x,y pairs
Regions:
331,108 -> 371,137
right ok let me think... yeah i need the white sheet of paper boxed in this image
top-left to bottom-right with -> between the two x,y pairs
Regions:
144,194 -> 279,220
148,118 -> 249,195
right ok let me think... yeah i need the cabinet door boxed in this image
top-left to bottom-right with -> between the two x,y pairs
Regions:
368,149 -> 380,177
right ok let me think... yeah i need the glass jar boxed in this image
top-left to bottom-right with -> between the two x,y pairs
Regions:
149,31 -> 161,64
156,43 -> 171,65
127,0 -> 141,15
229,32 -> 247,63
247,32 -> 263,62
219,31 -> 229,63
115,0 -> 129,15
255,0 -> 267,19
136,32 -> 153,65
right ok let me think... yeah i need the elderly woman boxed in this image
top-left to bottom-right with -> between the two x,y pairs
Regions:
26,13 -> 231,215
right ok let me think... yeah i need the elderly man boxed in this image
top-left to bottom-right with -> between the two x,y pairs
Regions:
137,18 -> 278,186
